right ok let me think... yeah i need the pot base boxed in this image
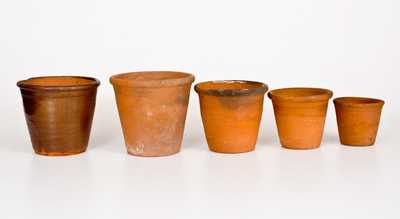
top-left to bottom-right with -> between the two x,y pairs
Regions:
34,149 -> 86,156
281,145 -> 320,150
209,147 -> 255,154
127,149 -> 180,157
341,143 -> 375,147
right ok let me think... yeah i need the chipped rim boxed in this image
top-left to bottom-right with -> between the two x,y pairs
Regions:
194,80 -> 268,96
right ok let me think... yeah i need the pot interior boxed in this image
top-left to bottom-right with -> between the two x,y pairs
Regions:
110,71 -> 195,87
195,80 -> 267,96
20,76 -> 96,87
112,71 -> 191,81
268,87 -> 333,101
334,97 -> 384,106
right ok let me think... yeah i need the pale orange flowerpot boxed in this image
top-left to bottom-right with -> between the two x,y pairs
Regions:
110,71 -> 195,157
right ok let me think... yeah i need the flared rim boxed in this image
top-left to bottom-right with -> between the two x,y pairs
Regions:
268,87 -> 333,102
17,76 -> 100,91
334,97 -> 385,107
194,80 -> 268,96
109,71 -> 195,87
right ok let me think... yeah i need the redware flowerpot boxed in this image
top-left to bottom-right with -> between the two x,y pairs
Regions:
17,76 -> 100,156
194,80 -> 268,153
110,71 -> 195,157
334,97 -> 384,146
268,87 -> 333,149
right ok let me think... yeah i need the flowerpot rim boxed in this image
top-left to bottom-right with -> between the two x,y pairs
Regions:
17,76 -> 100,91
109,71 -> 195,88
334,96 -> 384,107
268,87 -> 333,102
194,80 -> 268,96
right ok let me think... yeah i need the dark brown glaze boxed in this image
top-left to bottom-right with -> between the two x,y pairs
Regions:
268,87 -> 333,149
110,71 -> 195,157
195,80 -> 268,96
17,76 -> 100,156
334,97 -> 384,146
194,80 -> 268,153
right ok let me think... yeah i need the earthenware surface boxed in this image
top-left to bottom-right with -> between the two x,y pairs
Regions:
334,97 -> 384,146
2,1 -> 399,217
17,76 -> 100,156
111,71 -> 195,156
195,80 -> 268,153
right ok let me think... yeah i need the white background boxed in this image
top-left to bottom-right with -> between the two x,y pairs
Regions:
0,0 -> 399,218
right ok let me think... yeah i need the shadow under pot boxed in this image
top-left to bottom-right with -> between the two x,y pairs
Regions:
17,76 -> 100,156
110,71 -> 195,157
194,80 -> 268,153
268,87 -> 333,150
334,97 -> 384,146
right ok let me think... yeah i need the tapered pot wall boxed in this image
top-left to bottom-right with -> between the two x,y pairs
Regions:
17,76 -> 99,156
195,81 -> 268,153
334,97 -> 384,146
268,88 -> 333,149
110,71 -> 195,157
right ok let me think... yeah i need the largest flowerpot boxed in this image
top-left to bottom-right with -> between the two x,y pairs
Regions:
110,71 -> 195,157
268,87 -> 333,149
17,76 -> 100,156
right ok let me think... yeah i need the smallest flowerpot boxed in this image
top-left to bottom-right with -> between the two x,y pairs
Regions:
334,97 -> 384,146
195,80 -> 268,153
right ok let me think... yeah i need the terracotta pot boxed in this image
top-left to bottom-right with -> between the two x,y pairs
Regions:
17,76 -> 100,156
334,97 -> 384,146
268,87 -> 333,149
194,80 -> 268,153
110,71 -> 195,157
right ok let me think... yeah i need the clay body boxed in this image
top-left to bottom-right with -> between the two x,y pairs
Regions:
268,87 -> 333,149
110,71 -> 195,157
195,80 -> 268,153
334,97 -> 384,146
17,76 -> 100,156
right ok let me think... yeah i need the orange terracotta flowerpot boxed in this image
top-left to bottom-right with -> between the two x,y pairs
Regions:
268,87 -> 333,149
194,80 -> 268,153
17,76 -> 100,156
334,97 -> 384,146
110,71 -> 195,157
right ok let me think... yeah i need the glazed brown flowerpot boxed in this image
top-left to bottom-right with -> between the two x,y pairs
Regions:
334,97 -> 384,146
17,76 -> 100,156
194,80 -> 268,153
268,87 -> 333,149
110,71 -> 195,157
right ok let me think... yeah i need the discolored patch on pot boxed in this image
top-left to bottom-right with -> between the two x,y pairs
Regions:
195,80 -> 268,96
133,143 -> 145,154
175,90 -> 190,106
217,95 -> 260,110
